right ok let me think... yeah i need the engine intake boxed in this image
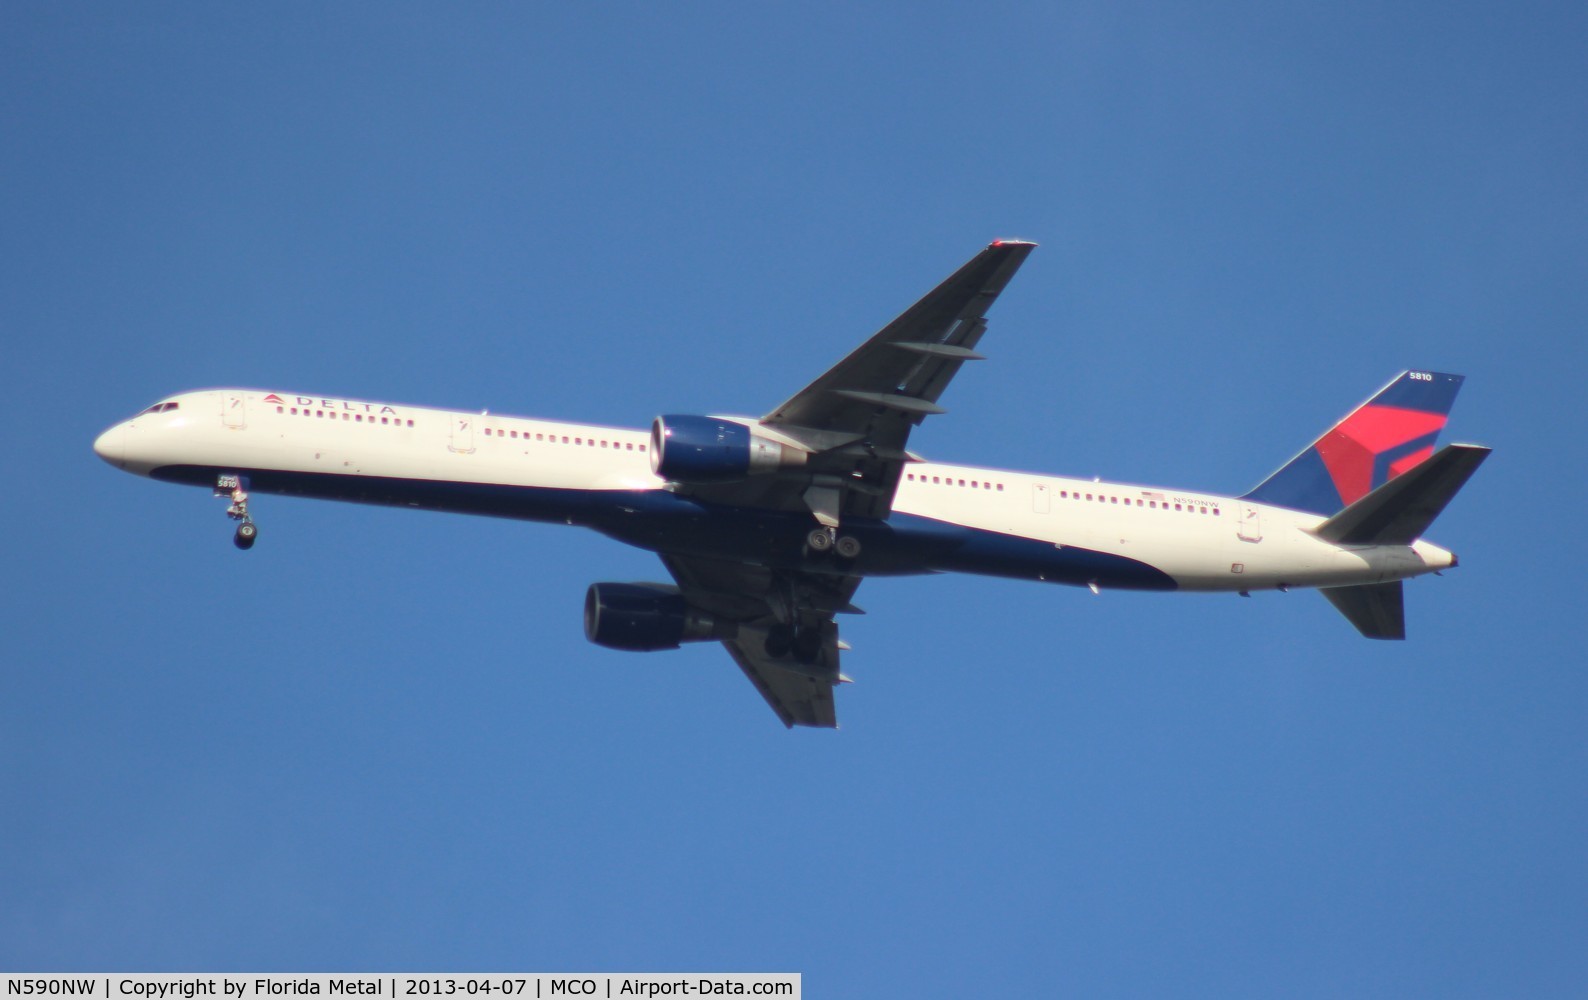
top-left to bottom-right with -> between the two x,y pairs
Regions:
651,415 -> 806,484
583,582 -> 730,652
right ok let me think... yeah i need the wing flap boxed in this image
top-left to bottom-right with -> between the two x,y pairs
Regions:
765,240 -> 1035,444
724,639 -> 839,729
661,553 -> 857,729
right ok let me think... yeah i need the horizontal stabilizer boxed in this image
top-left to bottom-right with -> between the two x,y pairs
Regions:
1315,443 -> 1490,545
1321,581 -> 1406,639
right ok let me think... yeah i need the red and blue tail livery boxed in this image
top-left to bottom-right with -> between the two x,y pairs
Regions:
1242,371 -> 1465,517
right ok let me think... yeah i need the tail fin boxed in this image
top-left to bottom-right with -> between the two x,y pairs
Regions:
1242,371 -> 1465,516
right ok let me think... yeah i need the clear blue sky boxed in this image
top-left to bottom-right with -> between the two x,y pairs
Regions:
4,3 -> 1585,995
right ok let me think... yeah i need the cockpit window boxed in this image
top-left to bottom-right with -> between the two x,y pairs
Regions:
139,401 -> 180,415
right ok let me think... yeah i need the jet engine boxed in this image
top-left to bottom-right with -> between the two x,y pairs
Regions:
583,582 -> 732,652
650,415 -> 806,484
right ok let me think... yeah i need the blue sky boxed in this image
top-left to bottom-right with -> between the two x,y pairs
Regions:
3,3 -> 1585,994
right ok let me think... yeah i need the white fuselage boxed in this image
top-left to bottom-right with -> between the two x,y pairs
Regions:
94,389 -> 1456,593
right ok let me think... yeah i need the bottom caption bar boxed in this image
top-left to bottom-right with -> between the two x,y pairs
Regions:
3,976 -> 799,1000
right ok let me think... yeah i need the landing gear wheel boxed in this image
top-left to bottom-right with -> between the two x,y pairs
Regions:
791,628 -> 823,663
763,624 -> 795,659
234,521 -> 257,550
834,535 -> 861,560
217,475 -> 258,550
806,528 -> 834,553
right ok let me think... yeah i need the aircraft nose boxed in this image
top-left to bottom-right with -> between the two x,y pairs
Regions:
93,423 -> 126,468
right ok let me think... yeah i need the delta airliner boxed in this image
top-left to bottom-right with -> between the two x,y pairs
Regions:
93,242 -> 1488,727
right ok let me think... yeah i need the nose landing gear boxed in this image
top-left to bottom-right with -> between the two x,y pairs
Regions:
233,520 -> 258,550
215,474 -> 258,550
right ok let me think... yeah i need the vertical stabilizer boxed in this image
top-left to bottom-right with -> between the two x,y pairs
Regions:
1243,371 -> 1464,516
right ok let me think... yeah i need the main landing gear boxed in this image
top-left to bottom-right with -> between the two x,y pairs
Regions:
763,619 -> 826,664
215,474 -> 258,550
806,527 -> 861,561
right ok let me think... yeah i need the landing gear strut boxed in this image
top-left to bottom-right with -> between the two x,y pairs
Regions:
215,474 -> 258,550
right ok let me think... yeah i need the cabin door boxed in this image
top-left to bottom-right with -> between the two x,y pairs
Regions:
1237,502 -> 1262,542
449,413 -> 476,454
1032,481 -> 1051,514
222,391 -> 246,428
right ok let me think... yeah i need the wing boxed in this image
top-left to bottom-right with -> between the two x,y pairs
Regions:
661,553 -> 860,728
681,240 -> 1036,523
655,242 -> 1036,726
765,239 -> 1036,446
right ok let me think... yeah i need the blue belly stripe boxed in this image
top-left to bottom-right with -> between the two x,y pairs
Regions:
152,465 -> 1176,591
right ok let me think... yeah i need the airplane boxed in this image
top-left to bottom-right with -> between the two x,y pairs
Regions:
92,241 -> 1489,728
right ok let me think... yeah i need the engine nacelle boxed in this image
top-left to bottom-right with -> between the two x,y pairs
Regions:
583,582 -> 729,652
650,415 -> 806,484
